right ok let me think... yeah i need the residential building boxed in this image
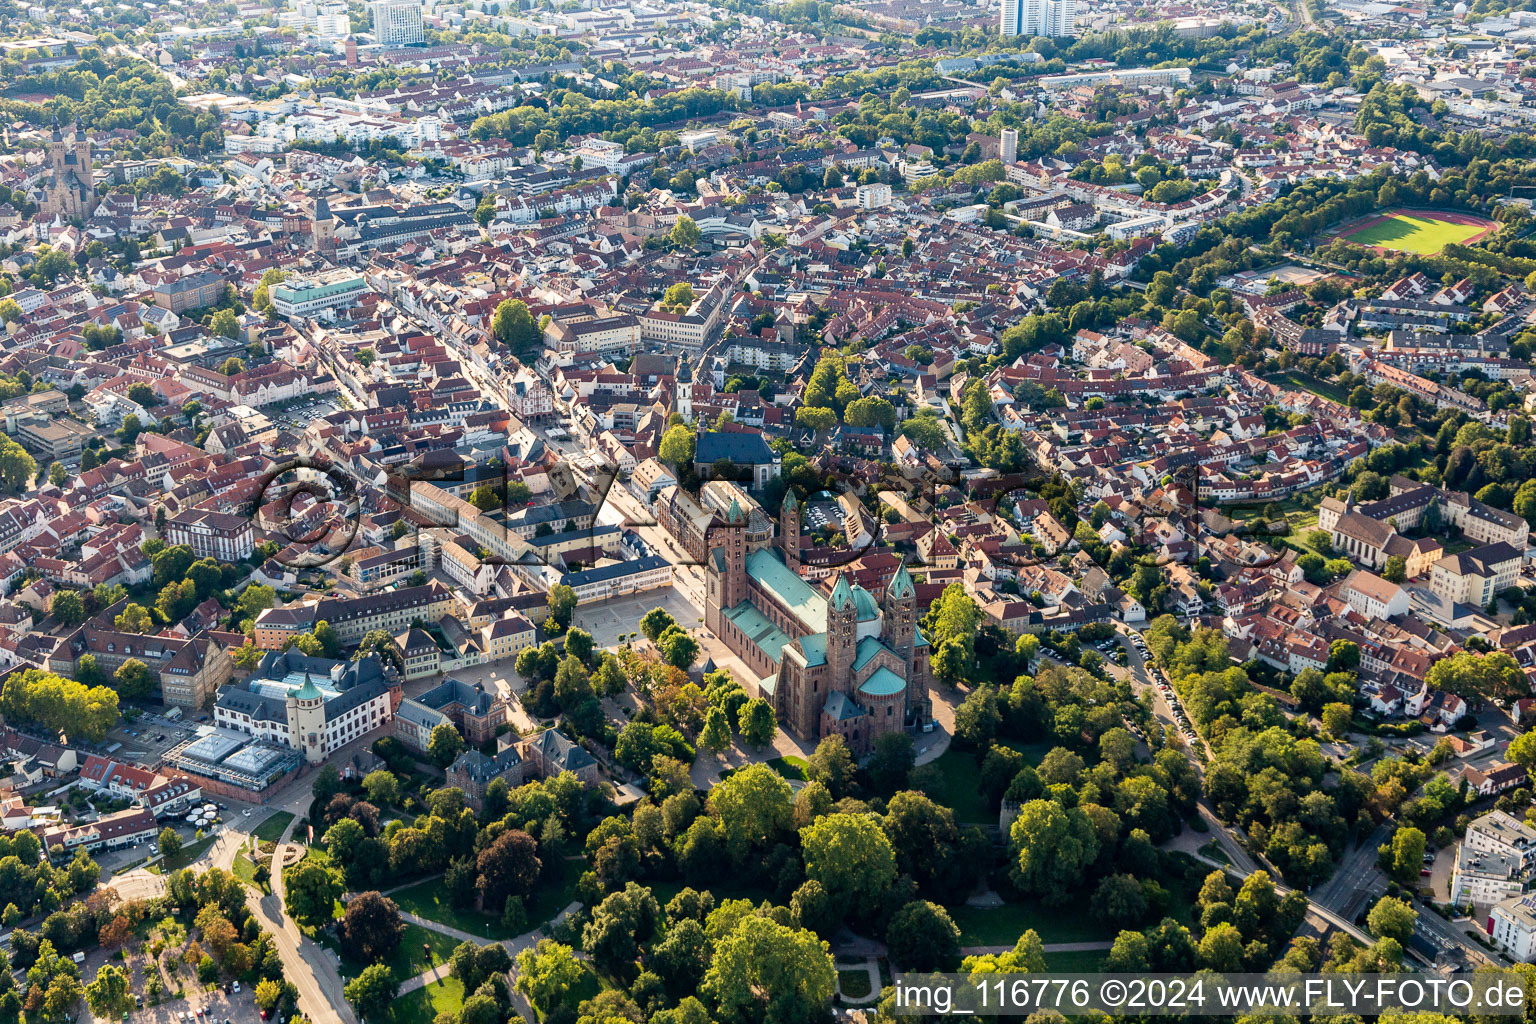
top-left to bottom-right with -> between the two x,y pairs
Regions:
1429,542 -> 1523,608
165,508 -> 255,562
370,0 -> 424,44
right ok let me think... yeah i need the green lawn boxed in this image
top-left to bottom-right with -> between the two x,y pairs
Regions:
337,923 -> 459,985
252,811 -> 294,844
838,969 -> 873,1000
379,975 -> 464,1024
232,853 -> 265,892
1265,370 -> 1348,404
154,834 -> 219,873
925,742 -> 1049,825
947,900 -> 1114,946
392,857 -> 582,940
768,755 -> 808,781
1339,211 -> 1492,255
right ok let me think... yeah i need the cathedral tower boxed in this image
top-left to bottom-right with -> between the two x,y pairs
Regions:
779,489 -> 801,570
883,559 -> 916,671
827,572 -> 857,689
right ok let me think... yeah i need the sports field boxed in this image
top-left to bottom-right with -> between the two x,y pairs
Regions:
1335,209 -> 1498,255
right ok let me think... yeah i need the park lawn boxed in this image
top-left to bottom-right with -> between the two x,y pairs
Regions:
338,923 -> 459,985
391,858 -> 582,941
382,975 -> 464,1024
1265,370 -> 1348,404
1340,212 -> 1487,255
251,811 -> 295,844
927,742 -> 1048,825
232,853 -> 264,892
768,755 -> 808,781
838,969 -> 873,1000
524,856 -> 585,926
390,877 -> 518,940
155,834 -> 219,873
947,900 -> 1115,947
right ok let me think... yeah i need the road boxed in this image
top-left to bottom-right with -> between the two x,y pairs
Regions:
253,806 -> 358,1024
1311,822 -> 1392,926
1108,622 -> 1383,951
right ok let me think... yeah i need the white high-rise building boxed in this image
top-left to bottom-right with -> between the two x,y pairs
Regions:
1000,0 -> 1073,37
370,0 -> 424,45
1000,128 -> 1018,164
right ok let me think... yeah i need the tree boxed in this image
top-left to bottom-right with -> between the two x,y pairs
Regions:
111,658 -> 154,701
799,813 -> 896,916
547,584 -> 578,631
344,963 -> 397,1020
1426,650 -> 1527,701
476,828 -> 541,911
209,308 -> 240,340
640,608 -> 678,643
84,965 -> 133,1018
709,763 -> 792,863
339,892 -> 405,963
659,425 -> 696,467
1198,921 -> 1244,972
1322,702 -> 1353,739
516,940 -> 586,1018
284,861 -> 341,931
158,828 -> 181,858
886,901 -> 960,970
1367,895 -> 1417,944
1090,874 -> 1149,929
475,198 -> 497,228
565,628 -> 595,666
1008,799 -> 1099,901
795,407 -> 837,432
953,686 -> 1001,748
50,590 -> 85,627
253,980 -> 283,1013
662,282 -> 696,310
659,627 -> 699,670
805,736 -> 855,798
115,601 -> 153,633
492,299 -> 539,353
236,584 -> 277,619
738,697 -> 776,748
670,216 -> 702,250
865,732 -> 914,794
700,706 -> 731,756
703,915 -> 835,1024
127,382 -> 156,407
582,882 -> 660,979
1382,555 -> 1407,584
428,723 -> 466,768
1385,826 -> 1426,886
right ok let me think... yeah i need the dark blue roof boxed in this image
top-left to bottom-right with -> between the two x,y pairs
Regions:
695,431 -> 776,466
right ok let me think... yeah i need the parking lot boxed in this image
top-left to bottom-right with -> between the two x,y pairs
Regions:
268,396 -> 344,431
104,712 -> 202,765
77,934 -> 268,1024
